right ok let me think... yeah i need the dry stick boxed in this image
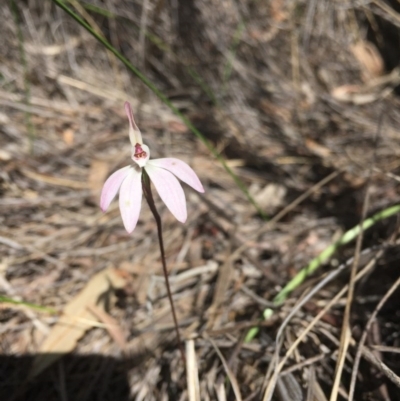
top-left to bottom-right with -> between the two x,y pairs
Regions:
331,111 -> 383,401
281,353 -> 327,376
355,340 -> 400,388
265,246 -> 380,391
262,247 -> 385,401
204,332 -> 243,401
186,339 -> 201,401
141,172 -> 185,363
348,274 -> 400,399
371,345 -> 400,354
261,240 -> 400,400
329,184 -> 371,401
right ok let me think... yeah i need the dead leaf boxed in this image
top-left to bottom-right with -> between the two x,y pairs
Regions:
331,84 -> 381,104
351,41 -> 384,80
87,304 -> 127,350
29,267 -> 126,378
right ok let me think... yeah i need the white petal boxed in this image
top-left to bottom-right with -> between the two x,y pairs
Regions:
145,164 -> 187,223
147,158 -> 204,193
119,168 -> 143,233
100,166 -> 131,212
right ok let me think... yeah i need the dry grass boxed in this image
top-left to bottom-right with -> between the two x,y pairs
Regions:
1,0 -> 400,400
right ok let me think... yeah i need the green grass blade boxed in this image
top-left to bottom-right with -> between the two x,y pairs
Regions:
78,1 -> 114,17
0,295 -> 57,313
52,0 -> 266,217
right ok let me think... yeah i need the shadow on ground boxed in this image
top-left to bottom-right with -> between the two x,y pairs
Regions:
0,354 -> 130,401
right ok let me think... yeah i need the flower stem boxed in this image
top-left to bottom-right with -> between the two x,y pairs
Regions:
142,171 -> 185,364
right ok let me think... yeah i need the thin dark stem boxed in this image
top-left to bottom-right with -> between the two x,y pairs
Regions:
142,171 -> 185,364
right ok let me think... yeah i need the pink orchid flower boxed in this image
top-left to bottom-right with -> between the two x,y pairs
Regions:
100,102 -> 204,233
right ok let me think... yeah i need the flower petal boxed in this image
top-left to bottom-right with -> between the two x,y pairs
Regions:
124,101 -> 143,145
147,158 -> 204,193
145,164 -> 187,223
119,168 -> 143,233
100,166 -> 131,212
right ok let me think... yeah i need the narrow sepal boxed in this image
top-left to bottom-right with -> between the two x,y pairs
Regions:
124,101 -> 143,145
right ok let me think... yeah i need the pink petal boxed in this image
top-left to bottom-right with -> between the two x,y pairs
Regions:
119,168 -> 143,233
147,158 -> 204,193
145,164 -> 187,223
100,166 -> 131,212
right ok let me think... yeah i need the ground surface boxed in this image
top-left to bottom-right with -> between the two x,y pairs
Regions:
1,1 -> 400,400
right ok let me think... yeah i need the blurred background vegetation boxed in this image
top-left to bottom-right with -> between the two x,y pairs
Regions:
2,0 -> 400,400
